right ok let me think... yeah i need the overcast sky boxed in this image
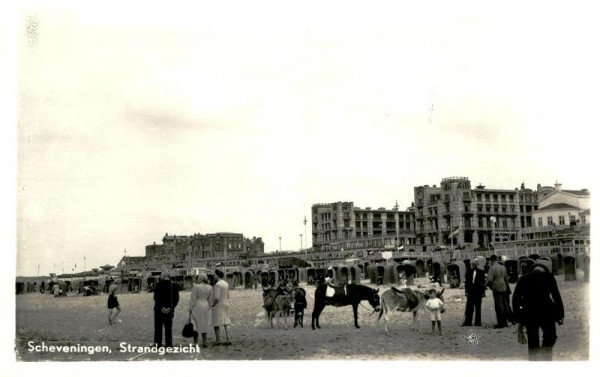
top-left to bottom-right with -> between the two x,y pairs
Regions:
13,1 -> 599,276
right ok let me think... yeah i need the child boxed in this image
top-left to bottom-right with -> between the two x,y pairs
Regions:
425,289 -> 444,335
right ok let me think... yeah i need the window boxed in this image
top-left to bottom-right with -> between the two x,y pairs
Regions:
581,215 -> 587,224
538,217 -> 543,227
547,216 -> 554,226
559,216 -> 565,225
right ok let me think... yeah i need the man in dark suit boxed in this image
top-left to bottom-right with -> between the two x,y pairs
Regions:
153,271 -> 180,348
463,259 -> 486,326
512,260 -> 564,361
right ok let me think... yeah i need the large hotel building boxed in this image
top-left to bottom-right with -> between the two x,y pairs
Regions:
312,176 -> 590,258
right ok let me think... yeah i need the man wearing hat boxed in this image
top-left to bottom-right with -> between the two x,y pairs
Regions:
153,271 -> 180,348
462,259 -> 486,326
512,259 -> 564,361
487,255 -> 511,328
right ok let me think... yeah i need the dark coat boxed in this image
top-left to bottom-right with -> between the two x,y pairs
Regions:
512,270 -> 564,324
465,268 -> 486,297
153,279 -> 180,313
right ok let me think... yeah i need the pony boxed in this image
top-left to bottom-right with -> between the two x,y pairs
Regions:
378,287 -> 445,335
311,282 -> 380,330
293,287 -> 307,328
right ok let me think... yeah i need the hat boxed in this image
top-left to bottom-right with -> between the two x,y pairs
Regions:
532,259 -> 552,273
490,255 -> 498,261
198,272 -> 208,283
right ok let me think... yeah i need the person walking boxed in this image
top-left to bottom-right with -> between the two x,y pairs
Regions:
487,255 -> 511,328
512,259 -> 564,361
211,270 -> 231,346
188,272 -> 213,348
462,259 -> 486,326
107,278 -> 122,325
153,271 -> 180,348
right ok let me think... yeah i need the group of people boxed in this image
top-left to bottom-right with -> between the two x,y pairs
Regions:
461,255 -> 564,361
106,270 -> 232,349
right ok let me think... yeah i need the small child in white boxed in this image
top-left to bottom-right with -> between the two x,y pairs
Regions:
425,289 -> 444,335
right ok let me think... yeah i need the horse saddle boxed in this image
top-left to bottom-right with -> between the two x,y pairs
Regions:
391,286 -> 420,311
326,282 -> 347,298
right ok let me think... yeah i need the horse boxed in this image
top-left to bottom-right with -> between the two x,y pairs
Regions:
311,282 -> 380,329
378,287 -> 445,335
292,287 -> 307,328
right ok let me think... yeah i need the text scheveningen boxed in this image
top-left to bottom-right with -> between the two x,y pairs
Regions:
27,341 -> 111,355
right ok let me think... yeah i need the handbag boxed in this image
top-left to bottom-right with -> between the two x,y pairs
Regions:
182,317 -> 196,338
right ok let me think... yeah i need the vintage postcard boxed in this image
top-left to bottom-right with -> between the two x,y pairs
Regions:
6,0 -> 598,375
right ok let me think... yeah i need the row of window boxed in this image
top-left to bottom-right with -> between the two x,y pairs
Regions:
537,215 -> 585,226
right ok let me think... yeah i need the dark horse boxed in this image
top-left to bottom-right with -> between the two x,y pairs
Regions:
311,283 -> 381,329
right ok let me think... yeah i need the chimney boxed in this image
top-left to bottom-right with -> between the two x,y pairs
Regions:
555,182 -> 562,191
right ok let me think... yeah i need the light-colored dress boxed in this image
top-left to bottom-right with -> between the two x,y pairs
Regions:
211,279 -> 231,326
189,283 -> 213,333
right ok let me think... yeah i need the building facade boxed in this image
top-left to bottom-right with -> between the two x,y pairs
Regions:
311,201 -> 416,254
414,177 -> 547,251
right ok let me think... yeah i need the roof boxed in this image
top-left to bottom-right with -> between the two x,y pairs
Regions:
536,203 -> 580,211
563,189 -> 590,196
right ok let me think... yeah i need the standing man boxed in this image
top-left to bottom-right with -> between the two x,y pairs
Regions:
487,255 -> 511,328
153,271 -> 180,348
512,260 -> 564,361
211,270 -> 231,346
462,259 -> 486,326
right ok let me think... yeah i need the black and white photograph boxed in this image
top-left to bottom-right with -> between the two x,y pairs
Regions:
3,0 -> 599,375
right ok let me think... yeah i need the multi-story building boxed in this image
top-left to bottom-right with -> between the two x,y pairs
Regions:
414,177 -> 547,251
311,201 -> 416,255
189,232 -> 265,261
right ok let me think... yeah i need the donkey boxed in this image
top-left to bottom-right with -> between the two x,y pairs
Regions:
378,287 -> 445,335
268,293 -> 294,329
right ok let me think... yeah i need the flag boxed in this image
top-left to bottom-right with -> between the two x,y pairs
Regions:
449,226 -> 460,237
398,245 -> 404,251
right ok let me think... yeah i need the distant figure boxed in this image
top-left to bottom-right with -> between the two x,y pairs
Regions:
487,255 -> 511,329
107,279 -> 122,325
189,272 -> 213,348
211,270 -> 231,346
462,259 -> 486,326
153,272 -> 180,348
425,289 -> 445,335
512,260 -> 564,361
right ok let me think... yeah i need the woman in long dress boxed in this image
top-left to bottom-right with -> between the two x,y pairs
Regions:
188,273 -> 213,347
211,270 -> 231,345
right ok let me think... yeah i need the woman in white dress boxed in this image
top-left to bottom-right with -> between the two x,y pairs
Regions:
211,270 -> 231,345
188,273 -> 213,347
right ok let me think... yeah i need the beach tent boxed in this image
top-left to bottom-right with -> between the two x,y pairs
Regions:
431,260 -> 446,284
348,266 -> 360,284
415,259 -> 427,278
447,261 -> 466,288
383,263 -> 399,285
397,261 -> 417,286
504,259 -> 519,283
563,255 -> 577,281
244,269 -> 256,289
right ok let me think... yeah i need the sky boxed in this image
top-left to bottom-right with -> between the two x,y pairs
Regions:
10,0 -> 600,277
